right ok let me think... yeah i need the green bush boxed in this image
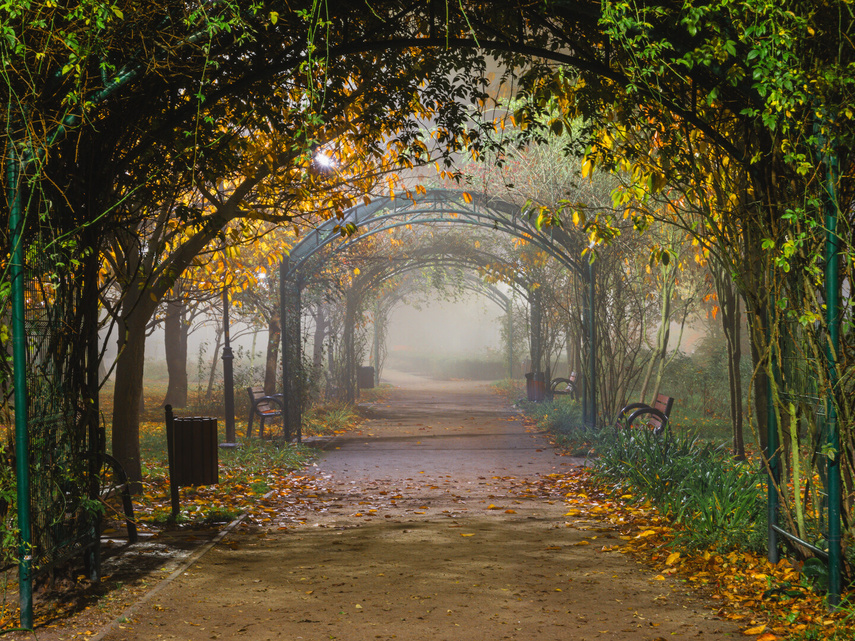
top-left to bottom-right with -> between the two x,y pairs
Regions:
593,429 -> 765,552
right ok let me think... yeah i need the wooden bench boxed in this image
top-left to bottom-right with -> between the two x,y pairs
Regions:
615,393 -> 675,435
549,372 -> 578,399
247,387 -> 284,439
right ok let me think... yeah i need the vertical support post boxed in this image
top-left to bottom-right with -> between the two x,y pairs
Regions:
164,405 -> 180,519
8,148 -> 33,629
823,143 -> 841,609
507,295 -> 514,380
588,256 -> 597,427
373,299 -> 381,387
280,258 -> 291,442
84,243 -> 102,581
221,286 -> 236,445
765,302 -> 780,565
344,290 -> 357,404
580,274 -> 589,425
529,286 -> 542,374
294,273 -> 303,444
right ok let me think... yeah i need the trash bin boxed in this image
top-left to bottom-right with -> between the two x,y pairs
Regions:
357,365 -> 375,389
165,408 -> 219,487
525,372 -> 546,402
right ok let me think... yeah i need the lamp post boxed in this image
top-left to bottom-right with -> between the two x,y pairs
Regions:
221,286 -> 237,446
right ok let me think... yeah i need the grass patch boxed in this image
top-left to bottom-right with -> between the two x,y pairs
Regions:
303,402 -> 361,437
110,398 -> 363,528
358,383 -> 393,403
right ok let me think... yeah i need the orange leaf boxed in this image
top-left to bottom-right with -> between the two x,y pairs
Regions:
743,624 -> 766,635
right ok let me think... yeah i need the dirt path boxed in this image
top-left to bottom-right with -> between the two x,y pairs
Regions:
101,372 -> 739,641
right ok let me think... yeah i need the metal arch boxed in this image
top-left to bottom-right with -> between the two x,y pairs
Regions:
282,189 -> 597,431
321,250 -> 533,303
293,214 -> 576,278
368,260 -> 513,311
286,189 -> 585,278
322,214 -> 578,277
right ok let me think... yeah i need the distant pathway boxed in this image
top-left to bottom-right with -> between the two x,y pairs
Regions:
102,371 -> 739,641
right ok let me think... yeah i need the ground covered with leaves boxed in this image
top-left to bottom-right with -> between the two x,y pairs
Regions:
2,378 -> 852,640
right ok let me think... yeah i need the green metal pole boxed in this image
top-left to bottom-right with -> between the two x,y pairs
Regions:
507,296 -> 513,380
7,148 -> 33,629
588,257 -> 597,427
280,259 -> 290,442
294,273 -> 303,443
373,300 -> 381,387
823,145 -> 841,609
765,303 -> 780,565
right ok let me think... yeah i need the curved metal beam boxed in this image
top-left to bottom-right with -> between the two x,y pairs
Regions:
287,189 -> 584,279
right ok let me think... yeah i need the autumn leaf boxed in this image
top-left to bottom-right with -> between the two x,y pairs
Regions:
743,624 -> 766,635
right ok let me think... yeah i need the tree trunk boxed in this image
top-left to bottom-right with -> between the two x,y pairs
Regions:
111,312 -> 148,491
313,303 -> 327,373
640,273 -> 673,404
722,282 -> 745,459
205,324 -> 224,401
264,310 -> 281,395
162,297 -> 189,408
748,308 -> 770,453
344,293 -> 357,403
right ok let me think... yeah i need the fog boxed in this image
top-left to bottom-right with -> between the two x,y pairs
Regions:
385,296 -> 504,357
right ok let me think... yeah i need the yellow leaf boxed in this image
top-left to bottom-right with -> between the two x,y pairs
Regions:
353,267 -> 360,275
461,533 -> 475,537
743,624 -> 767,635
756,634 -> 777,641
665,552 -> 681,566
653,575 -> 666,580
504,509 -> 516,514
487,504 -> 500,510
462,191 -> 473,204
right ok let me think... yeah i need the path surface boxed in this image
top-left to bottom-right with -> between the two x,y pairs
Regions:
102,372 -> 739,641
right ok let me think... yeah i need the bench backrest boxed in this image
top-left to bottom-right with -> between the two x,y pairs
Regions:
652,394 -> 674,423
248,387 -> 279,414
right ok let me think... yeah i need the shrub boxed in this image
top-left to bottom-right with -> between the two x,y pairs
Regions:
593,428 -> 765,552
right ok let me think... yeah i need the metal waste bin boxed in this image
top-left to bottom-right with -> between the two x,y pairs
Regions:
357,365 -> 375,389
525,372 -> 546,402
165,406 -> 219,517
166,405 -> 220,485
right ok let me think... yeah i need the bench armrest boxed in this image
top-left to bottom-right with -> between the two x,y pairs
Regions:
625,407 -> 669,435
252,395 -> 284,414
615,402 -> 650,428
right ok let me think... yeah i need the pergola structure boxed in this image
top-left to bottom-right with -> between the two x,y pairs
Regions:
278,189 -> 597,440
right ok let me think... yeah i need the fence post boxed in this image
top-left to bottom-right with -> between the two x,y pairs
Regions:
823,141 -> 841,609
8,145 -> 33,629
